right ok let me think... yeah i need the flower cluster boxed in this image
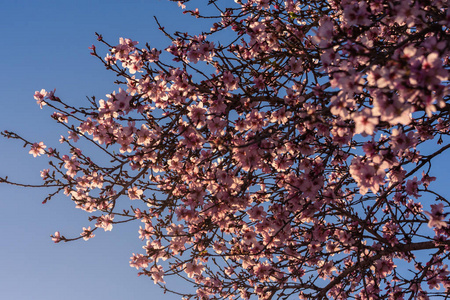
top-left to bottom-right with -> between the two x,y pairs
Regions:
3,0 -> 450,299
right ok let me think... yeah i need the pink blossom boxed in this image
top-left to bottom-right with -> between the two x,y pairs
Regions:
80,227 -> 95,241
353,109 -> 379,137
253,75 -> 265,90
242,228 -> 257,245
374,259 -> 396,278
187,102 -> 207,128
425,203 -> 448,229
96,214 -> 114,231
318,260 -> 337,279
129,253 -> 149,270
150,265 -> 165,284
40,169 -> 50,179
29,142 -> 46,157
67,131 -> 79,142
51,231 -> 61,243
33,89 -> 47,108
184,261 -> 204,278
222,70 -> 239,90
128,186 -> 143,200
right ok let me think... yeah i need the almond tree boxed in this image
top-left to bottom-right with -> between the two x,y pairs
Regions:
2,0 -> 450,299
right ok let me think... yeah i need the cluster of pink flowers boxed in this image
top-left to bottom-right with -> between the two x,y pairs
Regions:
28,141 -> 46,157
4,0 -> 449,299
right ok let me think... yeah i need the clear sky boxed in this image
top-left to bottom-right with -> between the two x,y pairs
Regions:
1,1 -> 449,300
0,1 -> 201,299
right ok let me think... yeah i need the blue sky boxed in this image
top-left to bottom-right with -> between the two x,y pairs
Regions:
0,1 -> 200,299
1,1 -> 450,300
